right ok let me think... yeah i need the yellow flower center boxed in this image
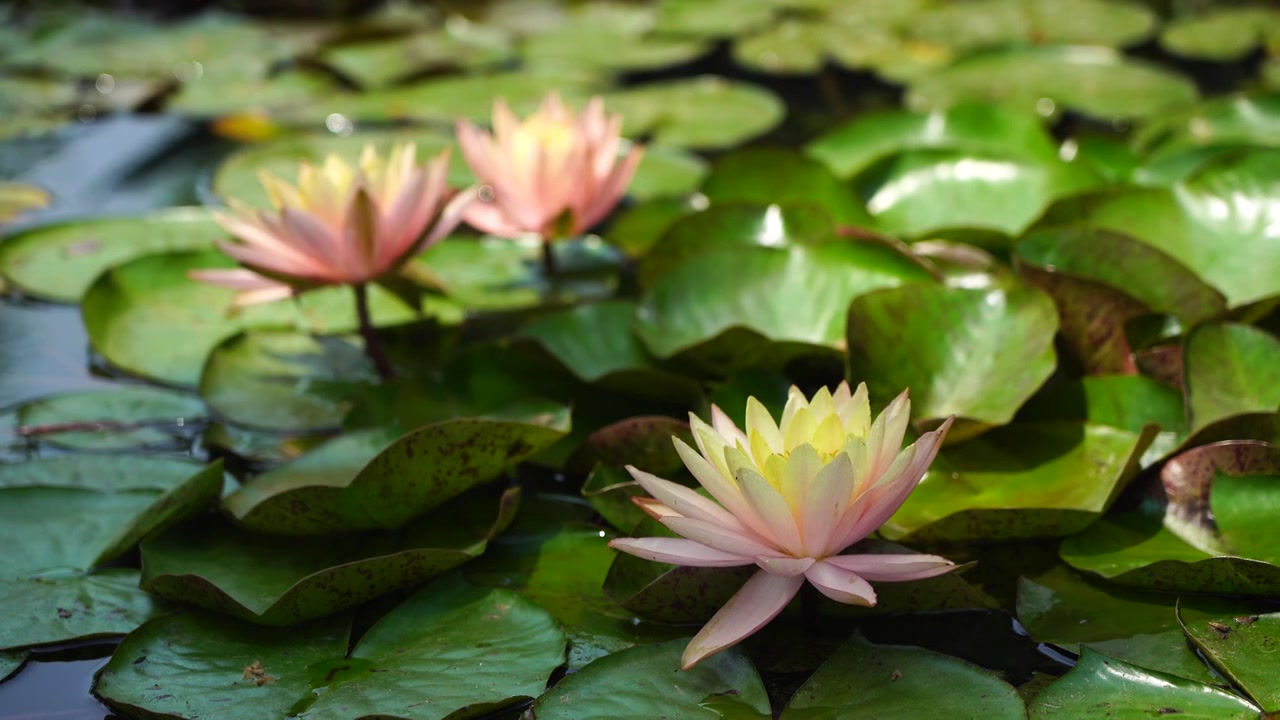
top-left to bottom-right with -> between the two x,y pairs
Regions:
512,114 -> 578,174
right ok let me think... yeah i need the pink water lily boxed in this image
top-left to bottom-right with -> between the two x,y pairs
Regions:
455,92 -> 643,244
191,143 -> 470,306
610,382 -> 955,669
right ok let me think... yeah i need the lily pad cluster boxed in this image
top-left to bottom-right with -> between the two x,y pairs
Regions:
3,0 -> 1280,718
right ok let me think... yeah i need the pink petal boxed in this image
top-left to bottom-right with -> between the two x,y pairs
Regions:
673,439 -> 779,548
736,467 -> 803,556
756,556 -> 814,576
608,537 -> 753,567
867,389 -> 911,481
213,239 -> 325,281
799,452 -> 855,555
626,465 -> 746,532
681,570 -> 804,669
574,144 -> 643,234
633,497 -> 679,522
710,405 -> 748,448
662,516 -> 782,558
419,186 -> 474,251
212,211 -> 324,274
187,268 -> 296,306
462,194 -> 527,238
456,119 -> 498,183
280,208 -> 345,277
840,417 -> 953,549
804,559 -> 877,606
824,553 -> 956,582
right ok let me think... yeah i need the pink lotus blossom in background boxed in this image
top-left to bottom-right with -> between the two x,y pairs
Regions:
192,143 -> 470,305
610,382 -> 956,669
456,92 -> 643,240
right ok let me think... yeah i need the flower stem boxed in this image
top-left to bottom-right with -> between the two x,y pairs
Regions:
540,236 -> 558,279
353,283 -> 394,381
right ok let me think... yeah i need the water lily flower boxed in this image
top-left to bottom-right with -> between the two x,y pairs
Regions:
191,143 -> 471,378
609,382 -> 955,669
455,92 -> 643,273
191,143 -> 470,307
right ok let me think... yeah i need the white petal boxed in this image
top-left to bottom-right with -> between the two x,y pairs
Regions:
662,516 -> 782,558
804,560 -> 877,606
609,537 -> 752,567
736,467 -> 803,555
681,570 -> 804,669
824,553 -> 956,582
625,465 -> 745,532
756,556 -> 814,576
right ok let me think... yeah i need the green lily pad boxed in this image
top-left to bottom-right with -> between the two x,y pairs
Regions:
1015,260 -> 1148,375
653,0 -> 776,37
8,11 -> 321,81
97,576 -> 566,719
224,410 -> 567,534
569,414 -> 694,479
846,280 -> 1058,427
519,301 -> 649,383
0,457 -> 223,575
882,423 -> 1150,542
316,25 -> 514,89
522,3 -> 711,74
199,330 -> 373,432
781,633 -> 1025,720
1185,323 -> 1280,433
1160,7 -> 1280,61
0,208 -> 221,303
81,250 -> 448,387
465,496 -> 685,670
907,0 -> 1157,52
629,145 -> 710,201
1137,93 -> 1280,165
731,17 -> 859,75
1020,375 -> 1186,437
1042,149 -> 1280,308
413,235 -> 622,311
339,69 -> 600,124
856,147 -> 1100,239
142,487 -> 517,626
700,148 -> 875,227
1016,227 -> 1226,326
1179,602 -> 1280,711
0,456 -> 222,650
1212,472 -> 1280,565
1017,375 -> 1185,465
580,465 -> 651,533
603,76 -> 784,150
15,386 -> 205,451
1159,441 -> 1280,556
604,196 -> 706,258
1016,565 -> 1217,683
0,650 -> 25,681
907,46 -> 1198,121
570,416 -> 695,529
534,638 -> 771,719
167,68 -> 340,122
1060,501 -> 1280,596
637,242 -> 932,362
209,129 -> 466,208
807,102 -> 1061,180
638,203 -> 837,290
0,182 -> 50,225
1028,648 -> 1259,719
0,570 -> 158,652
